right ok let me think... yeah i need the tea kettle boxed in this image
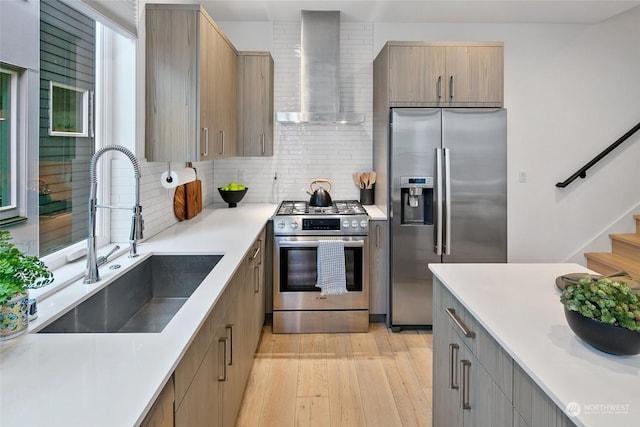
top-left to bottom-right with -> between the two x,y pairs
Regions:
308,179 -> 333,207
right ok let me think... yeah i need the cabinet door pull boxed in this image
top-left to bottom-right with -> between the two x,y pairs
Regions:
460,359 -> 471,410
254,265 -> 260,293
448,343 -> 459,389
202,127 -> 209,157
219,130 -> 225,155
251,246 -> 261,261
449,75 -> 454,99
445,308 -> 475,338
376,224 -> 380,248
437,75 -> 442,99
226,324 -> 234,365
261,132 -> 266,154
218,337 -> 228,381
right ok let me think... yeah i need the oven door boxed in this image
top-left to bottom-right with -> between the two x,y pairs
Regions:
273,235 -> 369,310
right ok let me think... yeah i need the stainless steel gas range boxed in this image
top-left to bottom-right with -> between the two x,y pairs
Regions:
272,200 -> 370,333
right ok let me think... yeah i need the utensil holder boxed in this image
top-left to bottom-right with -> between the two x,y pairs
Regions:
360,185 -> 375,205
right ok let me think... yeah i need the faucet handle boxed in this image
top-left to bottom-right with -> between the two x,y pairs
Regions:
97,245 -> 121,267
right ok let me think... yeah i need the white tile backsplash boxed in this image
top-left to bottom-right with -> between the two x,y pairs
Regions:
214,21 -> 374,203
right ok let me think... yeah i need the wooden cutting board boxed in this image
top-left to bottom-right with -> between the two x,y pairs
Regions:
173,164 -> 202,221
173,185 -> 187,221
184,181 -> 199,219
173,179 -> 202,221
195,179 -> 202,213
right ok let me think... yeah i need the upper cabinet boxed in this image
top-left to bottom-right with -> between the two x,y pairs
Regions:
376,42 -> 504,107
237,52 -> 274,157
145,4 -> 238,162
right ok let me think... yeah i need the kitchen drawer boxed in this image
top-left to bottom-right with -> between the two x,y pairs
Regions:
436,283 -> 513,399
174,284 -> 231,409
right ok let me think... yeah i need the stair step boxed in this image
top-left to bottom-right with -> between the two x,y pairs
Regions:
585,252 -> 640,277
610,233 -> 640,263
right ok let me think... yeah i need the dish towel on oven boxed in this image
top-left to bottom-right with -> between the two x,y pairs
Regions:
315,240 -> 348,295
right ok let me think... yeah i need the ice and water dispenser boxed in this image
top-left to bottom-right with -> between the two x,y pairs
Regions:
400,176 -> 433,225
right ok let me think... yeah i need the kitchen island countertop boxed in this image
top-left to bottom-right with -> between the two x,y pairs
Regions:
0,203 -> 277,427
429,263 -> 640,427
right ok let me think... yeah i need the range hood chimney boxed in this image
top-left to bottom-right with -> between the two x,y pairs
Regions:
276,11 -> 365,125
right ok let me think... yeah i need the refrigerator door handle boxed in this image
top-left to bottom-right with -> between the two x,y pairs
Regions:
444,148 -> 452,255
435,148 -> 443,255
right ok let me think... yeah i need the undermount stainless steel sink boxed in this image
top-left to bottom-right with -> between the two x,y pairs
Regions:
39,254 -> 223,334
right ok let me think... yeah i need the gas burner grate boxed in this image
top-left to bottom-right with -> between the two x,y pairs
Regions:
276,200 -> 367,216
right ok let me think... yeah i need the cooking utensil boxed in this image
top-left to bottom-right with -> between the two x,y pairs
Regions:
309,179 -> 333,207
352,172 -> 361,188
368,171 -> 376,189
361,172 -> 369,189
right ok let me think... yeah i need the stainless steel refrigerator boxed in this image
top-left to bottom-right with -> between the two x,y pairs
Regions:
389,108 -> 507,329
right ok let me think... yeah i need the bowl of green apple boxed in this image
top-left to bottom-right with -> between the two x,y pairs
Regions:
218,182 -> 248,208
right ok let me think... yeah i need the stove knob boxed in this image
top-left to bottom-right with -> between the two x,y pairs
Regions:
290,221 -> 298,229
342,219 -> 350,228
360,220 -> 368,228
276,220 -> 286,229
351,220 -> 359,228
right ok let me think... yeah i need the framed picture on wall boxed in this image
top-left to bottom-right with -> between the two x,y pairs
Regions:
48,81 -> 91,137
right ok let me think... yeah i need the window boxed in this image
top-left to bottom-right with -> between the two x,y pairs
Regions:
48,81 -> 91,137
0,68 -> 17,214
39,0 -> 96,256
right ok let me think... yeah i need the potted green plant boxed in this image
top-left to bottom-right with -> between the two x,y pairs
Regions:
0,230 -> 54,340
560,276 -> 640,355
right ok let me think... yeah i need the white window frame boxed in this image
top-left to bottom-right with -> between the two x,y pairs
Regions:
0,67 -> 19,216
48,81 -> 92,137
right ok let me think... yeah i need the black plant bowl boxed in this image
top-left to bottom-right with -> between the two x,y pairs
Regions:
218,188 -> 248,208
564,308 -> 640,355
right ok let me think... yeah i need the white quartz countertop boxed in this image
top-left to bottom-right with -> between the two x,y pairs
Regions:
363,204 -> 386,220
0,203 -> 277,427
429,263 -> 640,427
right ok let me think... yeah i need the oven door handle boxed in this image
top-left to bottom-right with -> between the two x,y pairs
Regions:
277,240 -> 365,248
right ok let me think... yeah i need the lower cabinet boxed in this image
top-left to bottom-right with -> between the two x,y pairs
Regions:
433,288 -> 511,427
513,364 -> 575,427
170,228 -> 266,427
141,378 -> 175,427
433,279 -> 575,427
368,220 -> 388,316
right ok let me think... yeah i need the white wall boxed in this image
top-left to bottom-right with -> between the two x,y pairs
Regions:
213,7 -> 640,264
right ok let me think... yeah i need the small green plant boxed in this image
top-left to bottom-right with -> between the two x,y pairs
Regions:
0,230 -> 54,305
561,276 -> 640,332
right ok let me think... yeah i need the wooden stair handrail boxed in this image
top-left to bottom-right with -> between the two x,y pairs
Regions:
556,121 -> 640,188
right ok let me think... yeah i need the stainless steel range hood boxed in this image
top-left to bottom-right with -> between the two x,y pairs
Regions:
276,11 -> 365,125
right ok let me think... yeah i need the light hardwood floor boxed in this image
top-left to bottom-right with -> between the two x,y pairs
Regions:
235,323 -> 433,427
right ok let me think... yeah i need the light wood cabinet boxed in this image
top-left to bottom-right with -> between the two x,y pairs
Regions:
141,378 -> 174,427
368,220 -> 388,316
433,278 -> 577,427
377,41 -> 503,107
513,364 -> 576,427
212,32 -> 238,159
433,281 -> 512,427
145,4 -> 237,162
172,227 -> 266,427
238,52 -> 274,157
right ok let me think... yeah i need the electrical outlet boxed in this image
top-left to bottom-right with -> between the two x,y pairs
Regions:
518,171 -> 527,183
